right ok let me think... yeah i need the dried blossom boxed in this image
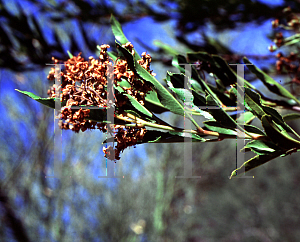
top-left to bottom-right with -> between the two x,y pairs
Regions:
47,42 -> 151,160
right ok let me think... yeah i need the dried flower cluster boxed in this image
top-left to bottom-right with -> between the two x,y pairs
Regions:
270,7 -> 300,52
276,52 -> 297,73
47,43 -> 154,160
275,52 -> 300,95
103,126 -> 146,161
270,6 -> 300,95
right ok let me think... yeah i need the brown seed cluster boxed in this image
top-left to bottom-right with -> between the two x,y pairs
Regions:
276,52 -> 298,73
47,43 -> 154,160
270,7 -> 300,94
270,7 -> 300,51
275,52 -> 300,94
103,126 -> 146,161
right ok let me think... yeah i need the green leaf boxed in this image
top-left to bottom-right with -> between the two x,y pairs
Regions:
15,90 -> 122,124
244,87 -> 266,119
86,107 -> 108,123
243,57 -> 300,105
173,54 -> 227,105
206,94 -> 237,129
144,90 -> 169,114
172,54 -> 236,106
165,71 -> 206,106
283,33 -> 300,46
116,42 -> 186,117
243,87 -> 300,138
203,121 -> 237,135
141,130 -> 206,143
15,89 -> 59,109
261,115 -> 300,149
245,140 -> 279,155
169,131 -> 206,142
262,106 -> 296,135
215,79 -> 226,93
166,73 -> 213,119
236,111 -> 256,125
244,124 -> 266,136
110,14 -> 141,59
283,113 -> 300,122
229,150 -> 286,178
115,85 -> 154,119
124,94 -> 153,118
187,52 -> 252,88
67,50 -> 73,58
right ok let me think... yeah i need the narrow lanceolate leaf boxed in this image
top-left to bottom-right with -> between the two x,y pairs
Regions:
236,111 -> 256,125
144,90 -> 169,114
117,77 -> 168,114
16,89 -> 58,109
125,94 -> 153,118
115,85 -> 153,119
244,140 -> 280,155
206,94 -> 237,129
203,121 -> 237,135
282,33 -> 300,46
67,50 -> 73,58
16,89 -> 110,123
110,16 -> 169,115
166,73 -> 213,119
243,87 -> 300,138
244,87 -> 266,119
138,130 -> 206,144
165,71 -> 206,107
116,42 -> 186,117
283,113 -> 300,122
261,115 -> 300,150
229,150 -> 286,178
187,52 -> 233,87
187,52 -> 256,90
243,57 -> 300,105
262,106 -> 298,136
173,54 -> 237,106
110,14 -> 141,59
243,125 -> 266,136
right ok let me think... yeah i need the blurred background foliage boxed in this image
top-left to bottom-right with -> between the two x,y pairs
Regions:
1,0 -> 300,241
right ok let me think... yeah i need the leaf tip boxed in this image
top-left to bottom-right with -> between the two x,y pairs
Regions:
67,50 -> 73,58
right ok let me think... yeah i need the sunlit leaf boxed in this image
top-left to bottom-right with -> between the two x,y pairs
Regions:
244,140 -> 279,155
244,124 -> 266,136
244,57 -> 300,105
283,113 -> 300,122
203,121 -> 237,135
244,87 -> 266,119
15,89 -> 59,109
229,150 -> 286,178
206,94 -> 237,129
110,14 -> 141,59
236,111 -> 256,124
116,42 -> 187,117
261,115 -> 300,149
